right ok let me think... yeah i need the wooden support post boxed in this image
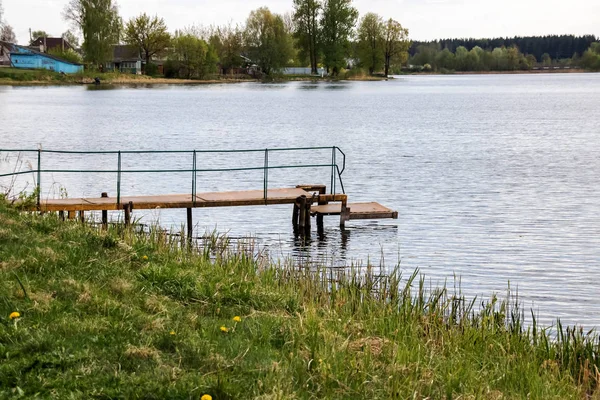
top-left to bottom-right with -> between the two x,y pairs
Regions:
79,210 -> 85,224
316,214 -> 324,234
340,197 -> 349,229
186,208 -> 193,247
292,202 -> 299,228
59,211 -> 65,221
67,210 -> 76,220
316,187 -> 327,234
298,195 -> 307,232
101,192 -> 108,230
304,198 -> 312,236
124,202 -> 133,226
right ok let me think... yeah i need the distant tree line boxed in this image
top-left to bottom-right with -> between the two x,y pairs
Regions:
410,35 -> 598,63
54,0 -> 411,77
409,38 -> 600,72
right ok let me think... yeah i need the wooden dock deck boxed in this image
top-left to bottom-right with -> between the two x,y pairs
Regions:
26,185 -> 397,238
38,188 -> 317,212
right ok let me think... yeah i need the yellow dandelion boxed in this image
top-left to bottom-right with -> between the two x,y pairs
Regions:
201,395 -> 212,400
142,255 -> 149,261
220,326 -> 229,333
9,312 -> 20,320
232,316 -> 241,323
170,330 -> 176,335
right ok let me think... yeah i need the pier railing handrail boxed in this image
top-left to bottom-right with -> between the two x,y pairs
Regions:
0,147 -> 346,207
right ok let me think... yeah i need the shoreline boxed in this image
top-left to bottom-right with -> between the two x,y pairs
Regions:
0,68 -> 595,86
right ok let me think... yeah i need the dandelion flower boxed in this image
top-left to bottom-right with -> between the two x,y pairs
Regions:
201,395 -> 212,400
9,312 -> 20,320
170,330 -> 176,335
232,316 -> 241,323
142,255 -> 149,261
220,326 -> 229,333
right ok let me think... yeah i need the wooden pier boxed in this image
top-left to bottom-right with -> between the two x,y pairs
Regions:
29,184 -> 397,238
3,146 -> 397,239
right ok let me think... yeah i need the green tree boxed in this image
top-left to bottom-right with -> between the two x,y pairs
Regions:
63,0 -> 121,68
30,30 -> 49,43
491,47 -> 507,70
524,54 -> 537,70
357,13 -> 383,75
409,43 -> 439,69
170,34 -> 217,78
455,46 -> 469,70
541,52 -> 552,66
244,7 -> 293,75
209,24 -> 245,73
581,42 -> 600,70
320,0 -> 358,75
382,18 -> 409,76
48,48 -> 82,64
124,13 -> 171,73
506,45 -> 520,70
435,48 -> 455,70
293,0 -> 322,74
62,30 -> 80,47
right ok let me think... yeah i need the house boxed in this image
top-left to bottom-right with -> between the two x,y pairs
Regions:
29,37 -> 75,54
105,45 -> 142,74
0,40 -> 83,74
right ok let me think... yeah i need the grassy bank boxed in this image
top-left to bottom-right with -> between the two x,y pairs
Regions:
1,203 -> 600,399
0,67 -> 389,86
0,68 -> 253,85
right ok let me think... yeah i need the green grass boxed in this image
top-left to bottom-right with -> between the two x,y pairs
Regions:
1,203 -> 599,399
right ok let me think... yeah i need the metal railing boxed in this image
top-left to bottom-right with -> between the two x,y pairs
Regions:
0,147 -> 346,207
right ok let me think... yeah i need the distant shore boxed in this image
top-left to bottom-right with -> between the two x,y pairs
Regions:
408,68 -> 590,76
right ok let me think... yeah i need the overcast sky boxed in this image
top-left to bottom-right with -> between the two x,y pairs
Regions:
4,0 -> 599,45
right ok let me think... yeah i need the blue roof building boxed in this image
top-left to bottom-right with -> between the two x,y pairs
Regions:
11,52 -> 83,74
0,41 -> 83,74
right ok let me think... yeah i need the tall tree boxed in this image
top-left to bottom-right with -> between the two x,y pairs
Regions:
357,13 -> 384,75
209,24 -> 244,73
244,7 -> 293,75
292,0 -> 321,74
64,0 -> 121,68
382,19 -> 409,76
124,13 -> 171,70
62,30 -> 80,47
0,24 -> 15,43
320,0 -> 357,75
170,33 -> 217,78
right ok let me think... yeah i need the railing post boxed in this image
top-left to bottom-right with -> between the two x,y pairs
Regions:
264,148 -> 269,205
36,149 -> 41,208
116,151 -> 122,207
330,147 -> 335,195
332,148 -> 337,195
192,150 -> 197,207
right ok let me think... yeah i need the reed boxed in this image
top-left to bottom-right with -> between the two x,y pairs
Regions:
0,202 -> 598,399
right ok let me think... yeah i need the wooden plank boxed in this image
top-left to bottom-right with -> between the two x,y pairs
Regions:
33,188 -> 314,212
312,202 -> 398,220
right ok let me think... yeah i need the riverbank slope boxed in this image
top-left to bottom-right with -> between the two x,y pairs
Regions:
0,203 -> 598,398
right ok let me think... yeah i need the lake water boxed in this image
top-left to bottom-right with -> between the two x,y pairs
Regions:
1,73 -> 600,328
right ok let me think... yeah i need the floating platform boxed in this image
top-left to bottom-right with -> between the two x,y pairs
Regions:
311,202 -> 398,220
